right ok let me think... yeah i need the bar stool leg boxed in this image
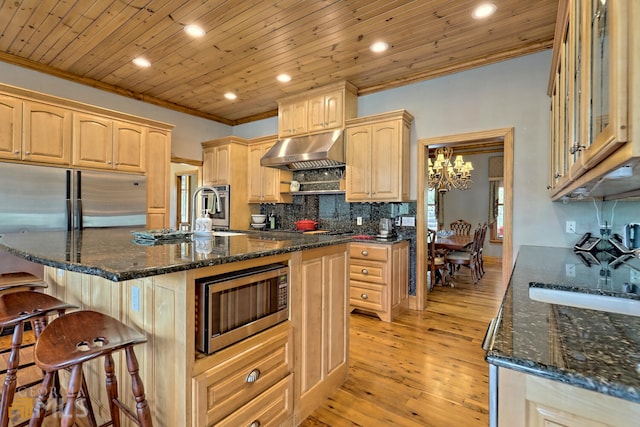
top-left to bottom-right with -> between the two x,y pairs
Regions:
125,347 -> 152,427
104,353 -> 121,427
60,364 -> 83,427
28,372 -> 54,427
1,323 -> 23,427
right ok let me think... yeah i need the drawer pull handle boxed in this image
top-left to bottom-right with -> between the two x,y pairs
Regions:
361,250 -> 368,256
361,293 -> 368,300
361,268 -> 368,275
249,421 -> 261,427
246,369 -> 261,383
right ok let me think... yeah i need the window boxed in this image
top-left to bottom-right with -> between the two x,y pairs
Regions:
427,188 -> 438,230
490,180 -> 504,242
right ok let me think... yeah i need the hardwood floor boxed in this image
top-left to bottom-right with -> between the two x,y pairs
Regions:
301,260 -> 504,427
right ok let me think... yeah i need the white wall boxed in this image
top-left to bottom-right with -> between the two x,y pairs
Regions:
232,50 -> 640,255
3,53 -> 639,257
0,61 -> 231,160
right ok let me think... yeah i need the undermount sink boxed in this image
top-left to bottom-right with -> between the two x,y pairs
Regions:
529,286 -> 640,317
211,231 -> 246,236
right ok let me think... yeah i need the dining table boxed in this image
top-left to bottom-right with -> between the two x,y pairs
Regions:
434,234 -> 474,251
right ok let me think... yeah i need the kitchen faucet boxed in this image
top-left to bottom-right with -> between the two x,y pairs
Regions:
191,186 -> 221,232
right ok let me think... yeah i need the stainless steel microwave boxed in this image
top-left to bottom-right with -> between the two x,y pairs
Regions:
195,263 -> 289,354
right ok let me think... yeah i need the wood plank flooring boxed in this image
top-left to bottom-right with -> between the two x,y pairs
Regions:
301,261 -> 504,427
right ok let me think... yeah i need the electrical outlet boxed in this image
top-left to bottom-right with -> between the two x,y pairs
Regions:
356,217 -> 363,226
395,217 -> 401,226
631,269 -> 640,284
401,216 -> 416,227
566,221 -> 576,234
131,286 -> 140,312
565,264 -> 576,278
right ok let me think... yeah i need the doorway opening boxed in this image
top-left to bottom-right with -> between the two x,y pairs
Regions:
416,128 -> 514,310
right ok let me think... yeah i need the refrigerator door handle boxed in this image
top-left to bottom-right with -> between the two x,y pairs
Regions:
66,170 -> 73,231
76,170 -> 83,229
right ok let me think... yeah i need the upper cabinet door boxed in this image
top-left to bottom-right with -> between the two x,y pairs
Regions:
581,0 -> 628,167
370,121 -> 401,201
345,126 -> 372,201
72,113 -> 113,169
0,94 -> 22,160
322,90 -> 343,130
278,99 -> 307,137
23,100 -> 71,165
113,121 -> 145,172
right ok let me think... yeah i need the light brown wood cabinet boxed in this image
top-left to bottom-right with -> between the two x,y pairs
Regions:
345,110 -> 413,202
308,89 -> 343,133
146,128 -> 171,228
201,137 -> 251,229
292,244 -> 349,424
349,240 -> 408,322
0,94 -> 23,161
247,135 -> 292,204
0,84 -> 173,229
497,367 -> 640,427
202,143 -> 231,185
192,322 -> 293,427
278,99 -> 308,137
0,98 -> 72,165
277,81 -> 357,138
72,114 -> 145,172
548,0 -> 640,200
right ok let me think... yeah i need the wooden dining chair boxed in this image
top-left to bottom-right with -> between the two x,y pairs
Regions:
446,226 -> 482,284
450,220 -> 472,236
477,223 -> 488,278
427,229 -> 449,290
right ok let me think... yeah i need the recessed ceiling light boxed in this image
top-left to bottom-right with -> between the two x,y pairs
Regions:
132,57 -> 151,68
224,92 -> 237,100
277,73 -> 292,83
184,24 -> 205,38
472,3 -> 497,19
370,41 -> 389,53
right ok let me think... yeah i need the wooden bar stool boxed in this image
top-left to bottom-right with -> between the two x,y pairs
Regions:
0,291 -> 77,427
0,273 -> 47,295
29,310 -> 152,427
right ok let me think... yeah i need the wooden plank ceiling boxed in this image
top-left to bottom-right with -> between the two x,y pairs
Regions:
0,0 -> 558,125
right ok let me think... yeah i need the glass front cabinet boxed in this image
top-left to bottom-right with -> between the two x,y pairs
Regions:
548,0 -> 637,200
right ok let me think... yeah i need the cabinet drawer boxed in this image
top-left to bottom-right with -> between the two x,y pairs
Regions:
193,325 -> 292,426
349,282 -> 384,311
350,260 -> 387,284
215,374 -> 293,427
350,243 -> 388,261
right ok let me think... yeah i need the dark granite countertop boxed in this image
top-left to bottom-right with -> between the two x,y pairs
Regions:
485,245 -> 640,403
0,228 -> 352,282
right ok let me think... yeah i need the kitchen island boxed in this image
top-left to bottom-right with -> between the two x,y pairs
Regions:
0,228 -> 352,427
485,245 -> 640,426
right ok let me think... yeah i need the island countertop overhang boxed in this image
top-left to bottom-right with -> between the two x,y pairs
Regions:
0,228 -> 353,282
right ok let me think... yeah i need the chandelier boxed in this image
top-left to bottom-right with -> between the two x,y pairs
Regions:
427,147 -> 474,193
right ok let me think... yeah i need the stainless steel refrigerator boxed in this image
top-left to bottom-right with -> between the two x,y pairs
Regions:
0,162 -> 147,233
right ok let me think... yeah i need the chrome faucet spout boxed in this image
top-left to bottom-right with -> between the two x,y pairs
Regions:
191,186 -> 221,232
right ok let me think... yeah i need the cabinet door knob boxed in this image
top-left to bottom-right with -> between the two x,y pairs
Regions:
361,268 -> 368,275
13,150 -> 20,154
245,368 -> 261,383
361,250 -> 368,256
249,421 -> 261,427
360,293 -> 368,300
24,151 -> 31,155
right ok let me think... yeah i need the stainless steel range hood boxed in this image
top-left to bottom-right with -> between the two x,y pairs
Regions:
260,129 -> 344,170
